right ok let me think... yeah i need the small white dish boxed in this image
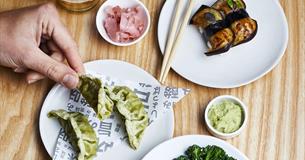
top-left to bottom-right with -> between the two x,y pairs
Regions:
96,0 -> 151,46
204,95 -> 248,139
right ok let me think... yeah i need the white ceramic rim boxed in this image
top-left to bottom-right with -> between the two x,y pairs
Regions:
96,0 -> 151,46
158,0 -> 289,88
204,95 -> 248,138
142,135 -> 249,160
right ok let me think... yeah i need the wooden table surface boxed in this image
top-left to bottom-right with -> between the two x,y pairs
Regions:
0,0 -> 304,159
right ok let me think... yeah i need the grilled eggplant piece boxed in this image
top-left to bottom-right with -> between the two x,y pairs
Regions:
212,1 -> 257,46
203,21 -> 226,38
191,5 -> 234,56
225,8 -> 249,24
203,21 -> 234,55
191,0 -> 257,55
230,16 -> 257,46
225,9 -> 258,46
191,5 -> 223,28
212,0 -> 246,15
206,27 -> 234,56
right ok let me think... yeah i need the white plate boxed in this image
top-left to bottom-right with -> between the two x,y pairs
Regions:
142,135 -> 249,160
158,0 -> 288,88
39,60 -> 174,159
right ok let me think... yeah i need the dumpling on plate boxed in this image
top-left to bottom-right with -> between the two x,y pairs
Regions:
48,109 -> 98,160
108,86 -> 148,150
77,75 -> 114,120
77,75 -> 148,150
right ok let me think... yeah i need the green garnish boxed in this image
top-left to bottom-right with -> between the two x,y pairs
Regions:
174,145 -> 237,160
185,145 -> 204,160
227,0 -> 234,9
227,0 -> 245,9
234,0 -> 244,9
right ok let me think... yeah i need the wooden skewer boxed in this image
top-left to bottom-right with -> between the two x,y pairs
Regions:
160,0 -> 196,83
159,0 -> 184,82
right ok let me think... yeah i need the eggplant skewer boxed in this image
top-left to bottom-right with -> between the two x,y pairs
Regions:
191,5 -> 234,56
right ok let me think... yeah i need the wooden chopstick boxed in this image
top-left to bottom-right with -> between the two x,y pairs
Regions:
160,0 -> 196,83
159,0 -> 184,82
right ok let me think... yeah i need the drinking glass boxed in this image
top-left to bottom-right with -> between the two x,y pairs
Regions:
57,0 -> 100,12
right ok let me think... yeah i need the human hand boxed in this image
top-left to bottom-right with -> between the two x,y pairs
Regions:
0,3 -> 84,89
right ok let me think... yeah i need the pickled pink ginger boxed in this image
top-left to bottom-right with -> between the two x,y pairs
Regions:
104,5 -> 147,43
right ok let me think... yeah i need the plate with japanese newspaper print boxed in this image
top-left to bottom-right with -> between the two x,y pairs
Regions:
39,60 -> 174,159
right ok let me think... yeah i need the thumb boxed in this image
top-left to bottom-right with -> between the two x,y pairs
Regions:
24,48 -> 79,89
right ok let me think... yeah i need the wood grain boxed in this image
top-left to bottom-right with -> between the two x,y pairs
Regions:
0,0 -> 304,159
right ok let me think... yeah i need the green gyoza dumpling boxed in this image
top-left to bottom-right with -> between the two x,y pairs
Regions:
77,75 -> 148,149
48,109 -> 98,160
109,86 -> 148,149
77,75 -> 114,120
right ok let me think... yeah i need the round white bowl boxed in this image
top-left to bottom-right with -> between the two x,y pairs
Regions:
96,0 -> 151,46
204,95 -> 248,139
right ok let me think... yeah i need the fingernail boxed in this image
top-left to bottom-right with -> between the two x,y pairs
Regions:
27,79 -> 38,84
76,67 -> 85,74
63,74 -> 78,88
14,68 -> 27,73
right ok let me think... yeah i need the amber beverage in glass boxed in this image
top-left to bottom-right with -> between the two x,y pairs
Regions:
57,0 -> 100,12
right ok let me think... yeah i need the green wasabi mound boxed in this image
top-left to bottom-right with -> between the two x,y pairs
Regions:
208,101 -> 243,133
48,109 -> 98,160
77,75 -> 114,121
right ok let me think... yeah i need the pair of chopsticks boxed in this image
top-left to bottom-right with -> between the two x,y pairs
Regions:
159,0 -> 196,84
